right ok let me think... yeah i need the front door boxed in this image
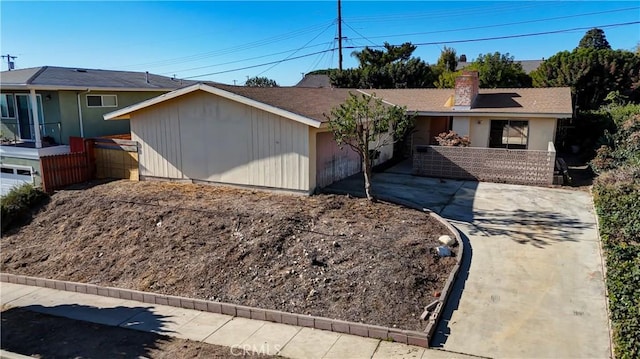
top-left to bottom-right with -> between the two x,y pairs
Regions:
14,94 -> 44,141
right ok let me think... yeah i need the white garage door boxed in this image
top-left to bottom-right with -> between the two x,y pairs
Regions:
1,165 -> 34,196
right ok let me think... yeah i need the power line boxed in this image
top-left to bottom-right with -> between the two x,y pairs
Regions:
345,21 -> 640,49
348,6 -> 640,42
342,21 -> 378,47
159,41 -> 334,75
254,22 -> 335,77
182,20 -> 639,80
343,3 -> 552,23
182,49 -> 335,79
115,20 -> 335,70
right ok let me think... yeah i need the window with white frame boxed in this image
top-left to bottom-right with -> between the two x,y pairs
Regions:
489,120 -> 529,149
86,94 -> 117,107
1,94 -> 16,118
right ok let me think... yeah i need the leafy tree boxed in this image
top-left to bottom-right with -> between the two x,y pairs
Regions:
245,76 -> 278,87
434,69 -> 462,88
578,28 -> 611,50
472,52 -> 532,88
325,93 -> 412,201
531,48 -> 640,110
433,50 -> 530,88
433,47 -> 461,88
436,46 -> 458,72
329,42 -> 435,89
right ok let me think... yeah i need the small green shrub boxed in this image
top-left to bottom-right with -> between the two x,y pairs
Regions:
1,184 -> 48,231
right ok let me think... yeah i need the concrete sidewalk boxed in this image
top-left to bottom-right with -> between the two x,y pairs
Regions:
0,282 -> 477,359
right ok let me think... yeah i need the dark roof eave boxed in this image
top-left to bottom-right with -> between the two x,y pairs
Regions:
413,110 -> 572,118
0,84 -> 179,92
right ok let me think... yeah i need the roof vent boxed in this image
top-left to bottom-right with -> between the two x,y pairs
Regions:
75,69 -> 87,73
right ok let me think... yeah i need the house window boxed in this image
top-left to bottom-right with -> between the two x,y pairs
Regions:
87,94 -> 117,107
1,94 -> 16,118
489,120 -> 529,149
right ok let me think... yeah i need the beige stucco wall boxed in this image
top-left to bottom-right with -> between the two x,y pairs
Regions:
130,91 -> 311,192
526,118 -> 557,151
459,116 -> 557,151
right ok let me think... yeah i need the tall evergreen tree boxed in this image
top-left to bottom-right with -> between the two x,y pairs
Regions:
329,42 -> 435,89
578,28 -> 611,50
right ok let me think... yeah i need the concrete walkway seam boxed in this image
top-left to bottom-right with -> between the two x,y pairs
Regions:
0,273 -> 430,347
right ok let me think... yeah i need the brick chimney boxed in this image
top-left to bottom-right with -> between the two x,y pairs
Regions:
454,71 -> 479,110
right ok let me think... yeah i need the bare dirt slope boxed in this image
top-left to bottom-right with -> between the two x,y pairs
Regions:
1,180 -> 456,330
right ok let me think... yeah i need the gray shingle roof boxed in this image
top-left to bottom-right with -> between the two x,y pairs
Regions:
214,84 -> 572,120
210,83 -> 355,123
295,74 -> 332,88
1,66 -> 191,90
359,87 -> 573,116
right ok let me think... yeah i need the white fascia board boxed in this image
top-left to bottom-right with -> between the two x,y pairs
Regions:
414,111 -> 572,118
104,83 -> 322,128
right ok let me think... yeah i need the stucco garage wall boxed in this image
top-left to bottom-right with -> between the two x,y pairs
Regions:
130,91 -> 311,192
315,131 -> 361,188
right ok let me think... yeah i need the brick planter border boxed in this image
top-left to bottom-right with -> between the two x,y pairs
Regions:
0,197 -> 462,348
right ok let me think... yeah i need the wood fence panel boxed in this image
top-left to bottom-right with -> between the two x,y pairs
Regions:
92,138 -> 139,181
40,152 -> 91,193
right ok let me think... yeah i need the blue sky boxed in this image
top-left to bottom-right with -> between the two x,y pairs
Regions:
1,1 -> 638,86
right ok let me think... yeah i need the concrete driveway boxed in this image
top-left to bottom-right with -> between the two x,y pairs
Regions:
326,169 -> 612,358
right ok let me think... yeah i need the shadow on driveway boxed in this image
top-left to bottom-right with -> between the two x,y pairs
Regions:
469,208 -> 591,248
1,304 -> 172,358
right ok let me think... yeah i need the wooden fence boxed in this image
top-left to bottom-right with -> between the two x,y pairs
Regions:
40,151 -> 91,193
40,137 -> 139,193
93,138 -> 139,180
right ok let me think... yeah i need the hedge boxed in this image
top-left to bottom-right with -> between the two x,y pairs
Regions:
1,184 -> 48,231
591,104 -> 640,359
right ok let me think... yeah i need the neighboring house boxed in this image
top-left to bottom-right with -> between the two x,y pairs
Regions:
0,66 -> 188,194
295,74 -> 332,88
105,71 -> 571,192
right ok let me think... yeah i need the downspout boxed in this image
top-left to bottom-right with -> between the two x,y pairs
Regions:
77,89 -> 90,137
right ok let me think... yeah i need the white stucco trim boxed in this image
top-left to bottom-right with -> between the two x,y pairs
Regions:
103,83 -> 322,128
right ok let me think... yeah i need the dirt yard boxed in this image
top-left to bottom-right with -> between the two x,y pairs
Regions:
1,180 -> 456,331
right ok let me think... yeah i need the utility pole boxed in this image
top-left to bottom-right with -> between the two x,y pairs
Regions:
337,0 -> 343,71
1,54 -> 17,71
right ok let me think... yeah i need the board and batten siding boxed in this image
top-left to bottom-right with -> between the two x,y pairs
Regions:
130,91 -> 310,192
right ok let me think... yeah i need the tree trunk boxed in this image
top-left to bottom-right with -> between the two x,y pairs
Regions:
362,150 -> 374,201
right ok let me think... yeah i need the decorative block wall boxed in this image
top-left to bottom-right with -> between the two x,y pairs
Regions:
413,144 -> 555,186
